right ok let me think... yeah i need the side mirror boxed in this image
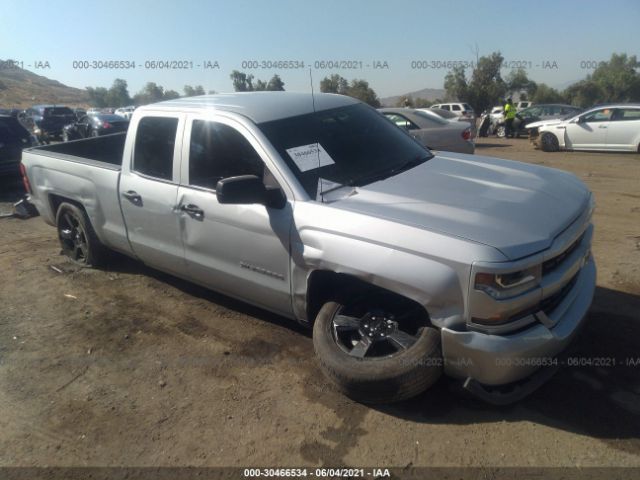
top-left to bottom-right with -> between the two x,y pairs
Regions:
217,175 -> 287,208
216,175 -> 267,205
575,116 -> 584,124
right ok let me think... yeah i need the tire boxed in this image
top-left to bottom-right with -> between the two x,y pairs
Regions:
541,132 -> 560,152
313,294 -> 442,404
55,202 -> 109,267
496,125 -> 506,138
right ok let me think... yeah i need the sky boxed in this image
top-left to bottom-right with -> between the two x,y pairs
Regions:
1,0 -> 639,98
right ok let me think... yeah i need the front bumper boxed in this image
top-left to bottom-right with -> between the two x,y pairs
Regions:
441,255 -> 595,386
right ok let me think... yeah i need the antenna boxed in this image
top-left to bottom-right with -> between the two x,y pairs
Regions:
309,68 -> 323,201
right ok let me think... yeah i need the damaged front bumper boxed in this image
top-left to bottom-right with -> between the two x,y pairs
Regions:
440,255 -> 596,403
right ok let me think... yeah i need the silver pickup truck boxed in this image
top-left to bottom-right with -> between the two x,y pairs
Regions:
21,92 -> 596,404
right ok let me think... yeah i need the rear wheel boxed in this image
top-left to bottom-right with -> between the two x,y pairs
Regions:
56,202 -> 109,267
541,132 -> 560,152
313,291 -> 442,403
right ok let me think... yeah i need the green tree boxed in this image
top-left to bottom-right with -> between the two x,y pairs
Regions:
563,80 -> 602,107
529,83 -> 565,104
106,79 -> 131,107
444,52 -> 507,113
319,74 -> 349,95
267,74 -> 285,91
506,68 -> 537,98
163,89 -> 180,100
346,79 -> 380,107
86,86 -> 109,107
230,70 -> 255,91
133,82 -> 166,105
413,98 -> 432,108
444,65 -> 468,102
183,85 -> 205,97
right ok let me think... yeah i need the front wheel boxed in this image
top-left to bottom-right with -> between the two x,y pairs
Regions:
313,293 -> 442,403
56,202 -> 109,267
541,132 -> 560,152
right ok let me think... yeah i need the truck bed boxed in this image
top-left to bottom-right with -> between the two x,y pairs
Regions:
32,132 -> 126,168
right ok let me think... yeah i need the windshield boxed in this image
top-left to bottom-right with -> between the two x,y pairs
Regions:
44,107 -> 74,116
258,104 -> 433,199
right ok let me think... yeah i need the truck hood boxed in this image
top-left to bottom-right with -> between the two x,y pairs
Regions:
525,118 -> 564,129
331,153 -> 590,260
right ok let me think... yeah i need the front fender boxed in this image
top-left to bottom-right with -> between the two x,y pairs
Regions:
291,228 -> 468,328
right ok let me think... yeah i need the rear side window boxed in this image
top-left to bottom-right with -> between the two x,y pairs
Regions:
189,120 -> 264,190
133,116 -> 178,181
617,109 -> 640,120
440,105 -> 450,111
451,104 -> 461,111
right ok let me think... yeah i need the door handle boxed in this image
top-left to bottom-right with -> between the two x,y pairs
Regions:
598,125 -> 607,129
180,204 -> 204,219
122,190 -> 142,204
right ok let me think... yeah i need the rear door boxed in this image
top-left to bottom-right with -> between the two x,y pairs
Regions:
606,108 -> 640,151
119,113 -> 188,277
177,114 -> 293,316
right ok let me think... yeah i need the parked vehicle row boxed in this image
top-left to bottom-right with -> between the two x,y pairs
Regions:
62,114 -> 130,141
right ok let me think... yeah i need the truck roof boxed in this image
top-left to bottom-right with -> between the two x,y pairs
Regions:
146,92 -> 360,123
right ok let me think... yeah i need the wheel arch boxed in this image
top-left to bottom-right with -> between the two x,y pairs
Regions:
303,269 -> 440,328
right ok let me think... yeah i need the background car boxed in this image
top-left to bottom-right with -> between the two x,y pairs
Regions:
73,107 -> 87,119
496,104 -> 583,138
24,105 -> 76,140
0,114 -> 39,176
430,102 -> 476,123
529,104 -> 640,152
516,101 -> 533,110
417,107 -> 477,138
62,113 -> 130,141
115,106 -> 136,120
379,107 -> 474,154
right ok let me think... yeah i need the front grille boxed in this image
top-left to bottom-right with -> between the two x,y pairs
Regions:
543,233 -> 584,275
541,273 -> 578,315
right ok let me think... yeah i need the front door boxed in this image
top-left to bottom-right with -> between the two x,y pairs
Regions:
177,116 -> 293,316
565,108 -> 613,150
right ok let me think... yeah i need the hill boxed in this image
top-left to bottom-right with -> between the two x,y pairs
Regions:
0,61 -> 88,108
380,87 -> 447,107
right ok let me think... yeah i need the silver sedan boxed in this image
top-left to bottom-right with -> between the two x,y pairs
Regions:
379,108 -> 475,154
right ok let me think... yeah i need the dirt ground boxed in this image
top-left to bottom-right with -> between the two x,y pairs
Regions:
0,138 -> 639,471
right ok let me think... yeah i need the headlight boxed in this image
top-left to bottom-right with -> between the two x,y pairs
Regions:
474,265 -> 541,299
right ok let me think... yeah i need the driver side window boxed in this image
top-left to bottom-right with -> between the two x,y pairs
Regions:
583,109 -> 614,123
189,120 -> 265,190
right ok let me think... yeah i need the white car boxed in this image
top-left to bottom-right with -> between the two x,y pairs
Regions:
115,106 -> 136,120
527,104 -> 640,152
430,103 -> 475,122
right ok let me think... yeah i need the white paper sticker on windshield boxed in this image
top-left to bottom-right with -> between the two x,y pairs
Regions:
286,143 -> 335,172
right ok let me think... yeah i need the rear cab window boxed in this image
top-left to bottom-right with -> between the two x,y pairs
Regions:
133,116 -> 179,181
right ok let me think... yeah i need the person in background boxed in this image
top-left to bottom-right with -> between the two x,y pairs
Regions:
504,98 -> 516,138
